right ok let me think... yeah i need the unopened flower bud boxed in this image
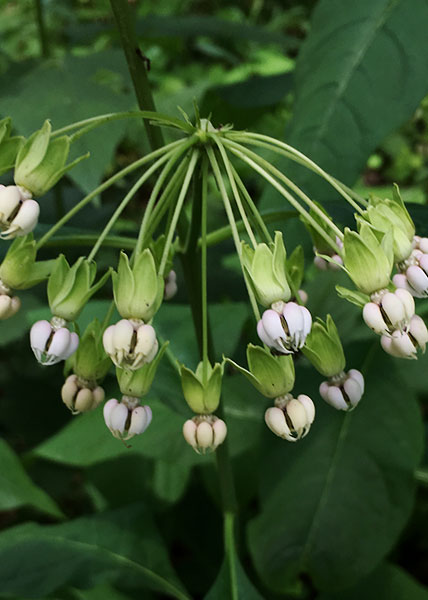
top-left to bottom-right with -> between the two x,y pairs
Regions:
164,270 -> 177,300
0,185 -> 39,239
103,397 -> 152,441
61,374 -> 105,414
265,393 -> 315,442
30,318 -> 79,366
319,369 -> 364,411
257,302 -> 312,354
242,231 -> 291,307
0,290 -> 20,320
103,319 -> 158,370
182,414 -> 227,454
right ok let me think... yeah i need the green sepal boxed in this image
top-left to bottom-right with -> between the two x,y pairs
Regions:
149,234 -> 175,275
180,360 -> 223,414
0,233 -> 52,289
65,319 -> 111,382
14,120 -> 88,196
335,285 -> 370,308
112,250 -> 163,321
343,225 -> 393,294
241,231 -> 291,308
116,342 -> 168,397
302,315 -> 346,377
226,344 -> 295,399
0,118 -> 24,175
48,255 -> 112,321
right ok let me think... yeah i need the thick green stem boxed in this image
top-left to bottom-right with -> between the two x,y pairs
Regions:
109,0 -> 163,150
201,156 -> 209,384
34,0 -> 50,58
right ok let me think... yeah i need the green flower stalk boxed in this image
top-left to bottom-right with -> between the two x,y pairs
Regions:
226,344 -> 295,398
241,231 -> 291,307
48,255 -> 111,321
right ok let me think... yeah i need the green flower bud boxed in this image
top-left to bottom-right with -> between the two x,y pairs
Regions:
180,361 -> 223,414
0,233 -> 52,289
112,250 -> 164,321
0,118 -> 24,175
343,224 -> 393,294
66,319 -> 111,382
116,342 -> 168,397
226,344 -> 295,398
14,120 -> 88,197
48,255 -> 111,321
302,315 -> 345,377
360,187 -> 414,262
242,231 -> 291,307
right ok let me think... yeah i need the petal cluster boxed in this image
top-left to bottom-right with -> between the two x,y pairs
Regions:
319,369 -> 364,411
182,415 -> 227,454
30,319 -> 79,366
0,185 -> 39,239
103,397 -> 152,441
265,393 -> 315,442
61,374 -> 105,414
257,302 -> 312,354
103,319 -> 158,370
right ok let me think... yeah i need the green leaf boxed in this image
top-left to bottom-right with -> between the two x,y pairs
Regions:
317,563 -> 428,600
247,350 -> 423,592
262,0 -> 428,208
0,439 -> 62,518
0,505 -> 190,599
153,460 -> 191,504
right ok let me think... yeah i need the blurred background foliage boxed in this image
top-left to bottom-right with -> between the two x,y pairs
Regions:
1,0 -> 428,598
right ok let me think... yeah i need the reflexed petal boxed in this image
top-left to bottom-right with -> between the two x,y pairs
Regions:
326,386 -> 348,410
30,320 -> 52,351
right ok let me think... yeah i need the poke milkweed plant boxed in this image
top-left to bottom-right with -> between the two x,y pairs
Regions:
1,1 -> 428,598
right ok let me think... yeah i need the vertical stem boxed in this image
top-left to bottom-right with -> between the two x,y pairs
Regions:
109,0 -> 164,151
201,156 -> 209,384
34,0 -> 50,58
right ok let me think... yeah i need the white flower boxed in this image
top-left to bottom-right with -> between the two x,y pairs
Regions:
0,185 -> 39,239
319,369 -> 364,411
103,397 -> 152,440
363,288 -> 414,335
30,318 -> 79,366
164,270 -> 177,300
182,414 -> 227,454
257,302 -> 312,354
61,374 -> 105,414
265,393 -> 315,441
103,319 -> 158,370
0,293 -> 20,320
381,314 -> 428,359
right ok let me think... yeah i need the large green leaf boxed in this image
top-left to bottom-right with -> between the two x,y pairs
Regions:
0,439 -> 62,518
0,505 -> 189,599
247,349 -> 424,592
205,556 -> 263,600
317,563 -> 428,600
262,0 -> 428,208
0,51 -> 133,194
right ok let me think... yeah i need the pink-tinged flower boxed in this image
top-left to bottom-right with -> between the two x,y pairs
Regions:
319,369 -> 364,411
103,319 -> 158,370
265,393 -> 315,441
61,374 -> 105,415
381,314 -> 428,359
257,302 -> 312,354
30,319 -> 79,366
164,270 -> 177,300
182,414 -> 227,454
363,288 -> 414,335
103,397 -> 152,440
